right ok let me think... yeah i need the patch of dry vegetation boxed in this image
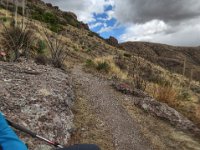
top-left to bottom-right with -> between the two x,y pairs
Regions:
85,56 -> 128,80
147,84 -> 180,107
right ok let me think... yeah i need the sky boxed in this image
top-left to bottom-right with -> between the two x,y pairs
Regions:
43,0 -> 200,46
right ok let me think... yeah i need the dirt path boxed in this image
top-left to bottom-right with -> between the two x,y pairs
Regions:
71,65 -> 155,150
71,65 -> 200,150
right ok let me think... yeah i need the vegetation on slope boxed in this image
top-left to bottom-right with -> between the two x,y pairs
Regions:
0,0 -> 200,146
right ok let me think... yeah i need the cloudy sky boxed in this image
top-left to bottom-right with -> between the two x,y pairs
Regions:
43,0 -> 200,46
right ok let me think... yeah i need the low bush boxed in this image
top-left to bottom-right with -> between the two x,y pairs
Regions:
37,40 -> 46,54
96,61 -> 110,72
148,84 -> 179,107
85,59 -> 95,67
31,10 -> 63,32
1,24 -> 35,61
133,75 -> 147,91
178,89 -> 191,101
124,53 -> 132,58
0,17 -> 7,22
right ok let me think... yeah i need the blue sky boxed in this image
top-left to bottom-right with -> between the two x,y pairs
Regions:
88,5 -> 125,39
43,0 -> 200,46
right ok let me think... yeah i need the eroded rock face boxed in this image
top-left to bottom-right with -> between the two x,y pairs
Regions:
0,60 -> 75,150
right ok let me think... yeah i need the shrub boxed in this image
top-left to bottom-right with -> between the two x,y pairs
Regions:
133,75 -> 147,91
1,24 -> 35,61
37,40 -> 46,54
178,89 -> 191,101
31,10 -> 63,32
96,62 -> 110,72
0,17 -> 7,22
43,29 -> 67,68
149,84 -> 179,107
94,56 -> 128,79
85,59 -> 95,67
124,53 -> 132,58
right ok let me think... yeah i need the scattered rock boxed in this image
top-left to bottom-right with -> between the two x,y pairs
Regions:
113,83 -> 148,98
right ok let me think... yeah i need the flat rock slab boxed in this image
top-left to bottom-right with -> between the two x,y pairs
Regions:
0,60 -> 74,149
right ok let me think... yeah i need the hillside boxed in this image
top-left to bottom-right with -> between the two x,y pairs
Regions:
0,0 -> 200,150
121,42 -> 200,81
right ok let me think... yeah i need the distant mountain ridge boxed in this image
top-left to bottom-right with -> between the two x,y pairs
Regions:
121,41 -> 200,81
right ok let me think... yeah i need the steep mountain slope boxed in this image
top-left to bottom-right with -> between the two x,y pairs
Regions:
121,42 -> 200,81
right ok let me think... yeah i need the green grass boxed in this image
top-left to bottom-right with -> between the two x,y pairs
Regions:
37,40 -> 46,54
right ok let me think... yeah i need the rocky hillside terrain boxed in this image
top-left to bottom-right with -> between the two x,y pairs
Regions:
0,0 -> 200,149
121,42 -> 200,81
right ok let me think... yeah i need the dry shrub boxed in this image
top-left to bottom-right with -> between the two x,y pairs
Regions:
43,29 -> 67,68
148,84 -> 180,107
133,75 -> 147,91
94,56 -> 128,80
1,22 -> 35,61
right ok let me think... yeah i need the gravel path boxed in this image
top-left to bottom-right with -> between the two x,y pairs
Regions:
72,66 -> 154,150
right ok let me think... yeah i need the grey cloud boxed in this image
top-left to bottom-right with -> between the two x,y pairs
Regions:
114,0 -> 200,23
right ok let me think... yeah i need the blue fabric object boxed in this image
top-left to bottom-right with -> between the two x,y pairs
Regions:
0,113 -> 28,150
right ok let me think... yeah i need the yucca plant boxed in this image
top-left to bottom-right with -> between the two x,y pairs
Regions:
1,22 -> 35,61
43,28 -> 68,68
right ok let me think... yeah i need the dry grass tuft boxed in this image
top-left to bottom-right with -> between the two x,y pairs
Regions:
94,56 -> 128,80
147,84 -> 180,107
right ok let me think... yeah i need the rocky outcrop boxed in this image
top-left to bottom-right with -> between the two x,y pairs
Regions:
106,36 -> 119,47
65,12 -> 78,20
134,97 -> 200,136
0,60 -> 75,150
113,83 -> 200,136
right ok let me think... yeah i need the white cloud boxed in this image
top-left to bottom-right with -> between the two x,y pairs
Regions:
89,22 -> 103,29
43,0 -> 200,46
120,20 -> 168,41
98,22 -> 120,33
120,18 -> 200,46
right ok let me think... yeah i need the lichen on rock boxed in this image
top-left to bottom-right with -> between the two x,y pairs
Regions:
0,60 -> 75,149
